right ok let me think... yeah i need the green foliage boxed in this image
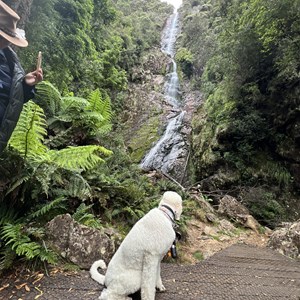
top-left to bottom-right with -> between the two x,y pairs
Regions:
49,146 -> 111,171
0,222 -> 57,271
176,48 -> 194,78
28,197 -> 67,221
72,203 -> 102,229
18,0 -> 125,96
8,101 -> 48,159
248,192 -> 285,227
34,81 -> 113,147
186,0 -> 299,191
193,250 -> 204,261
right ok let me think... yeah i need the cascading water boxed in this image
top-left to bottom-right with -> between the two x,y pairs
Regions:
140,4 -> 187,176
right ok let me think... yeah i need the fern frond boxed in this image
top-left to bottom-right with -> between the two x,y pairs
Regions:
1,223 -> 57,263
28,197 -> 67,220
2,223 -> 28,246
0,247 -> 16,272
48,145 -> 112,171
99,94 -> 113,122
85,89 -> 112,134
72,203 -> 102,229
67,174 -> 92,199
14,241 -> 41,258
38,246 -> 58,264
5,175 -> 31,196
8,101 -> 48,159
86,89 -> 103,112
35,81 -> 62,117
60,96 -> 88,113
0,204 -> 18,225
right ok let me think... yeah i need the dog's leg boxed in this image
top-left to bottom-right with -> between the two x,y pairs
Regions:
155,261 -> 166,292
141,253 -> 159,300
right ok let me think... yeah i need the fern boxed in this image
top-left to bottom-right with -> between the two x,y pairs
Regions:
8,101 -> 48,159
48,145 -> 112,171
35,81 -> 62,117
66,174 -> 92,199
2,224 -> 39,258
61,96 -> 88,113
72,203 -> 102,229
0,204 -> 17,225
0,247 -> 16,272
5,175 -> 31,196
1,223 -> 57,264
28,197 -> 67,220
85,89 -> 112,135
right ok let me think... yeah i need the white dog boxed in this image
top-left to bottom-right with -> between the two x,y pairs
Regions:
90,191 -> 183,300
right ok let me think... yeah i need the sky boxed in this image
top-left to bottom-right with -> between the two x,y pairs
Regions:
161,0 -> 183,9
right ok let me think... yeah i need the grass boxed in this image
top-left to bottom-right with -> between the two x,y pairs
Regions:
193,250 -> 204,261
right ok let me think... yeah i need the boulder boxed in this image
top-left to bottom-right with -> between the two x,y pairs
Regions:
45,214 -> 120,269
218,195 -> 249,217
218,219 -> 236,232
267,221 -> 300,259
217,195 -> 261,233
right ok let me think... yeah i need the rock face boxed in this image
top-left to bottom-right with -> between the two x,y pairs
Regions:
268,221 -> 300,259
45,214 -> 120,269
217,195 -> 261,233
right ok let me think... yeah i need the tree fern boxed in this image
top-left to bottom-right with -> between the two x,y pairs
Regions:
8,101 -> 48,159
48,145 -> 112,171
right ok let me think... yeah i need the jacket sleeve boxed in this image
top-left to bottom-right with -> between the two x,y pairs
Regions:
22,80 -> 36,102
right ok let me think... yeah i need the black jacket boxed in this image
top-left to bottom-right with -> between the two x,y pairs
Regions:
0,47 -> 34,153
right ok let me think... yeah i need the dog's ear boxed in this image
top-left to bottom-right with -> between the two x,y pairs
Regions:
174,201 -> 183,220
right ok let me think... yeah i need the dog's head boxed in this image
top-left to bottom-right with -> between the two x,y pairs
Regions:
159,191 -> 183,220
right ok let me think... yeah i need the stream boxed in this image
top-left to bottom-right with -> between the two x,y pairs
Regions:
140,3 -> 187,177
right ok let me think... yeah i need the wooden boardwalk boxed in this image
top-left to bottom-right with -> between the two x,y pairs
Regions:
1,244 -> 299,299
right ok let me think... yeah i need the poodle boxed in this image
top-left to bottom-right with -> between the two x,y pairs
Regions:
90,191 -> 183,300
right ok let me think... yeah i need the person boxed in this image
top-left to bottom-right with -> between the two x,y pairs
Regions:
0,0 -> 43,153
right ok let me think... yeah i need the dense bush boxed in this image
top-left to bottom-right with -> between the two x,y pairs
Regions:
180,0 -> 300,225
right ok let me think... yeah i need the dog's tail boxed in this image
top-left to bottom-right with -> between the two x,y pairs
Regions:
90,259 -> 107,285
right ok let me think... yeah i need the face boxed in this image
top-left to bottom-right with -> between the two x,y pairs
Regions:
0,36 -> 10,49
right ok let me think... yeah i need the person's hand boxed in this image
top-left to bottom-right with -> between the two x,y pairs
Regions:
24,68 -> 43,86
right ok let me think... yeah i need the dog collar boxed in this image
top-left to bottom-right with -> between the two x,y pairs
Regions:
160,205 -> 176,227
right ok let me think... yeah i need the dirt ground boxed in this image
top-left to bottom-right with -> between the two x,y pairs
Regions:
179,217 -> 270,264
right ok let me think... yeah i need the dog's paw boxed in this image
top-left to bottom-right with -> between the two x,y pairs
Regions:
156,284 -> 166,292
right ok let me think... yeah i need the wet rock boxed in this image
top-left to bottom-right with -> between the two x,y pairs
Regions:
267,221 -> 300,259
45,214 -> 120,269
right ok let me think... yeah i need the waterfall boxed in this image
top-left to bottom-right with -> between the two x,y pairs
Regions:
140,5 -> 187,175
